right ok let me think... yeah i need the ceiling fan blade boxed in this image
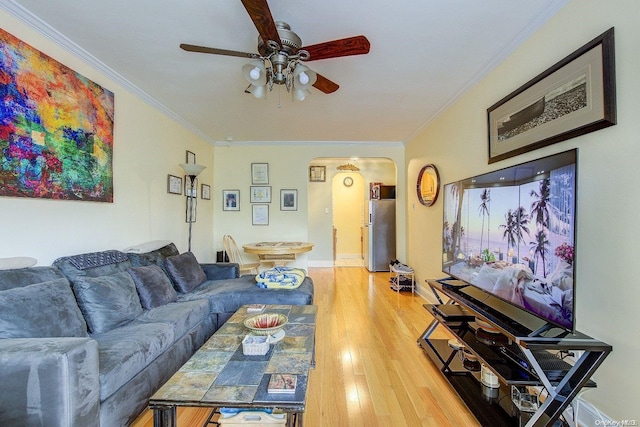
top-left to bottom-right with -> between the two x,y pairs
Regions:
301,36 -> 370,61
240,0 -> 282,47
180,43 -> 258,59
313,74 -> 339,94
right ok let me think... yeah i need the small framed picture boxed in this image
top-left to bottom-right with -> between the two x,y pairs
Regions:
309,165 -> 326,182
252,204 -> 269,225
280,189 -> 298,211
185,198 -> 197,223
250,186 -> 271,203
201,184 -> 211,200
167,175 -> 182,195
251,163 -> 269,184
184,177 -> 198,198
186,150 -> 196,164
223,190 -> 240,211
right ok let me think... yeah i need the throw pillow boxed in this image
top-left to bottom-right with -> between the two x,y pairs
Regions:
164,252 -> 207,293
0,278 -> 88,339
128,265 -> 178,309
73,271 -> 143,334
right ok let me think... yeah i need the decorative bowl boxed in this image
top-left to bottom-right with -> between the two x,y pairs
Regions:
244,313 -> 288,336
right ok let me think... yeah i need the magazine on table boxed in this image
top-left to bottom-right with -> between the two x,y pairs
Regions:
267,374 -> 297,393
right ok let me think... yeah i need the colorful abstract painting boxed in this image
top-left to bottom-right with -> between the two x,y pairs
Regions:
0,28 -> 114,202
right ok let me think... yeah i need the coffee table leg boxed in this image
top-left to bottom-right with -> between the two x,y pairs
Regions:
288,411 -> 303,427
152,405 -> 177,427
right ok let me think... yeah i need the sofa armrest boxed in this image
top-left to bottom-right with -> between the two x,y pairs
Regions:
200,263 -> 240,280
0,338 -> 100,427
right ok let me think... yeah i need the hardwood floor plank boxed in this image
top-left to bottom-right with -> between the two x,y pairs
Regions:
131,267 -> 480,427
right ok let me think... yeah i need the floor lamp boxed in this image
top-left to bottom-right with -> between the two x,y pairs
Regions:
179,163 -> 206,252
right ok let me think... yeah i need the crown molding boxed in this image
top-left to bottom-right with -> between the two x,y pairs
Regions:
0,0 -> 215,144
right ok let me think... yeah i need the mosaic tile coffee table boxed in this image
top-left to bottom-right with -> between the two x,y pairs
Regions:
149,304 -> 317,427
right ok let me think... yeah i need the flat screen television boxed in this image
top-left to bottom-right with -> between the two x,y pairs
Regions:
442,150 -> 577,332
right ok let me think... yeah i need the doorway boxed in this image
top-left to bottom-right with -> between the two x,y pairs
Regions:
332,172 -> 365,266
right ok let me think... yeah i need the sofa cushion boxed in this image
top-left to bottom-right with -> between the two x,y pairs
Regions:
73,272 -> 143,334
134,299 -> 210,339
0,278 -> 88,338
54,250 -> 133,289
128,265 -> 177,309
178,274 -> 314,314
164,252 -> 207,293
126,242 -> 180,279
92,322 -> 174,400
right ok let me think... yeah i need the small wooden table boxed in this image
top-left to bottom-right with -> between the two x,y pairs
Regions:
243,242 -> 314,267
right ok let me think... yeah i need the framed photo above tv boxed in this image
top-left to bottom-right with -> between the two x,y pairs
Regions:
487,28 -> 616,163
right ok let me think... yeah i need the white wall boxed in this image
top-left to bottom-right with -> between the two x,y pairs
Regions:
212,144 -> 404,268
406,0 -> 639,420
0,10 -> 215,264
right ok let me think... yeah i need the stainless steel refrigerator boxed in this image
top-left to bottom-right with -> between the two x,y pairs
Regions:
364,199 -> 396,272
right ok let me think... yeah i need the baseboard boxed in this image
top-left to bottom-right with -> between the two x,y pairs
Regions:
574,398 -> 614,427
307,260 -> 335,268
335,254 -> 362,260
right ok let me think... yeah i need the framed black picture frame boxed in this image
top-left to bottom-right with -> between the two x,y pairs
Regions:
222,189 -> 240,211
487,27 -> 616,163
280,189 -> 297,211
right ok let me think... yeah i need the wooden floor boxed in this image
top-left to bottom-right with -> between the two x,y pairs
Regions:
131,267 -> 480,427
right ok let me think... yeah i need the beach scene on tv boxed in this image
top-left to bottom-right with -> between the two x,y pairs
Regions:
442,156 -> 576,330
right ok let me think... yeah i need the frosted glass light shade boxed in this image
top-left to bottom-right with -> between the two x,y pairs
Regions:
247,84 -> 267,99
179,163 -> 206,177
242,60 -> 267,86
292,64 -> 317,90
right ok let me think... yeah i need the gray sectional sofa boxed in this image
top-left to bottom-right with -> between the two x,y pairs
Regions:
0,242 -> 313,426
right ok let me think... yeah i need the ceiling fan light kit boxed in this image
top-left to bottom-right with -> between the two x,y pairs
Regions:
180,0 -> 370,102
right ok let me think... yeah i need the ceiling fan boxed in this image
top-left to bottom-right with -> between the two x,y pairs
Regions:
179,0 -> 370,100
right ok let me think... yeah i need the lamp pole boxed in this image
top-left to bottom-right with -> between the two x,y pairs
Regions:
179,163 -> 206,253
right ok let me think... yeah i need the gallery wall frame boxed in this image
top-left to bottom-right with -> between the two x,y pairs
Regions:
250,186 -> 271,203
309,166 -> 326,182
201,184 -> 211,200
252,204 -> 269,225
487,27 -> 616,164
280,189 -> 298,211
251,163 -> 269,184
222,190 -> 240,211
184,177 -> 198,198
186,150 -> 196,164
168,175 -> 182,195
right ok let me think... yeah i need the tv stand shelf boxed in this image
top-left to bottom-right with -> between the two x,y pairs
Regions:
418,279 -> 611,427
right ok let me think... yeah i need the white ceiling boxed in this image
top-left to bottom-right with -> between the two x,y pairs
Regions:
2,0 -> 568,144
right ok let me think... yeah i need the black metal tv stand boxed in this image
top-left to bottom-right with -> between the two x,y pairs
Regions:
418,278 -> 611,427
